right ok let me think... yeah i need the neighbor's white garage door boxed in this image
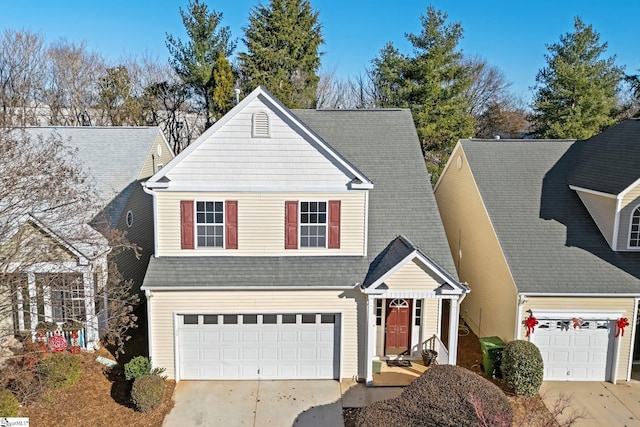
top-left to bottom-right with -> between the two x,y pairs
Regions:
531,319 -> 613,381
177,313 -> 340,380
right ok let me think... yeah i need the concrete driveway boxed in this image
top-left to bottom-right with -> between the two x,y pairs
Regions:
540,381 -> 640,426
162,380 -> 344,427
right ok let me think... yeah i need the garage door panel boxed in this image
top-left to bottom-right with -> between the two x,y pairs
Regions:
202,348 -> 221,360
178,313 -> 340,380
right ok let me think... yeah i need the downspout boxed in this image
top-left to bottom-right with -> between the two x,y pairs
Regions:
142,183 -> 160,257
145,290 -> 154,369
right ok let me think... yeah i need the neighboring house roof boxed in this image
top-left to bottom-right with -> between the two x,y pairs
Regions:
461,139 -> 640,294
569,119 -> 640,195
23,126 -> 165,226
143,104 -> 459,289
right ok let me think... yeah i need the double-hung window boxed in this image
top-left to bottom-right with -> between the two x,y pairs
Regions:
300,201 -> 327,248
196,201 -> 224,247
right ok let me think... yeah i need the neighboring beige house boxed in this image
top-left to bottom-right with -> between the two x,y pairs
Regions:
1,127 -> 174,350
141,87 -> 468,384
434,119 -> 640,383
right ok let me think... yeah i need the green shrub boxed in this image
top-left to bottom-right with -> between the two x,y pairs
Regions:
357,364 -> 513,427
131,375 -> 164,412
502,340 -> 544,396
0,389 -> 19,417
124,356 -> 151,381
38,354 -> 82,389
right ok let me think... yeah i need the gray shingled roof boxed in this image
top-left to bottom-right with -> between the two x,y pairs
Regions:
144,109 -> 458,289
462,139 -> 640,294
24,127 -> 161,226
569,119 -> 640,194
24,127 -> 160,203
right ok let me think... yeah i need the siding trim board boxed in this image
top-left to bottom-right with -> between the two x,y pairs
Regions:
145,285 -> 358,291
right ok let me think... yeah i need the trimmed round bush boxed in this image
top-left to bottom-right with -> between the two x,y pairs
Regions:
502,340 -> 544,396
124,356 -> 151,381
356,364 -> 513,427
38,353 -> 82,389
131,375 -> 164,412
0,389 -> 19,417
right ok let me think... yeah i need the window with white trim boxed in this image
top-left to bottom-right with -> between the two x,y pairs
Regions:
196,201 -> 224,247
630,206 -> 640,247
375,299 -> 383,326
415,299 -> 422,326
300,201 -> 327,248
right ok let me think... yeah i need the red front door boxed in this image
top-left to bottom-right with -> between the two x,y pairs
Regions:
385,299 -> 412,355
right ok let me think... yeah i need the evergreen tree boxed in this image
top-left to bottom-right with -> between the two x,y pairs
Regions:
212,53 -> 235,117
370,6 -> 474,183
239,0 -> 323,108
166,0 -> 236,128
531,17 -> 622,139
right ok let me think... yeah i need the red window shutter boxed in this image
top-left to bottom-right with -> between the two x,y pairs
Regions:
180,200 -> 194,250
225,200 -> 238,249
285,201 -> 298,249
328,200 -> 341,249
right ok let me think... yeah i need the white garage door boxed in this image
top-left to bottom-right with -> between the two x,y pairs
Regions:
531,319 -> 613,381
177,313 -> 340,380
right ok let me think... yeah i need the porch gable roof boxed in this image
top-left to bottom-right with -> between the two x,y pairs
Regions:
362,235 -> 467,295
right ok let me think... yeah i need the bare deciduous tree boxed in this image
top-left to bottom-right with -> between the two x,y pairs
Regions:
0,30 -> 45,126
43,40 -> 105,126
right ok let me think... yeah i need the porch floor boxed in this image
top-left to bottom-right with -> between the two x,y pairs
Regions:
372,359 -> 430,386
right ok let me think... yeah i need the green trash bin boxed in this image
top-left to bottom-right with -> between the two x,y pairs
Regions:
479,336 -> 505,378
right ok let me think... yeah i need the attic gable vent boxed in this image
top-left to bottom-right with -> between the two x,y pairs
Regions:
252,111 -> 271,138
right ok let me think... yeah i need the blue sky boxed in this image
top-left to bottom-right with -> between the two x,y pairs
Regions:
1,0 -> 638,103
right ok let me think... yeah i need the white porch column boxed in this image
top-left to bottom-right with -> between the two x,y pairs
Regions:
16,285 -> 25,331
447,297 -> 459,365
43,285 -> 52,321
83,268 -> 98,350
365,294 -> 376,385
27,272 -> 37,341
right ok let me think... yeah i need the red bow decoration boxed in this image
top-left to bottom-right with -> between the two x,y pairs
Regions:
525,315 -> 538,337
572,318 -> 583,329
616,317 -> 629,337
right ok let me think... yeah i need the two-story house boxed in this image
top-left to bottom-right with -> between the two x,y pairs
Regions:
1,127 -> 173,351
434,120 -> 640,383
141,87 -> 468,384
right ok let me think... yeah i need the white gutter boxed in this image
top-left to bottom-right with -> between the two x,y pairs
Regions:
522,292 -> 640,297
141,284 -> 359,292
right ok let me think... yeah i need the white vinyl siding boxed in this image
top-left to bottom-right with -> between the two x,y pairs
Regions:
155,191 -> 366,256
163,97 -> 353,190
575,190 -> 616,247
383,259 -> 446,291
148,289 -> 362,381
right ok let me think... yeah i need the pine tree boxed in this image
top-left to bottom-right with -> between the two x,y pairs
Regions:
369,6 -> 474,183
212,53 -> 235,117
239,0 -> 323,109
531,17 -> 622,139
166,0 -> 236,128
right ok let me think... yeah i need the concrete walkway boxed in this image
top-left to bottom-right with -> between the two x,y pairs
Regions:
540,381 -> 640,426
162,380 -> 344,427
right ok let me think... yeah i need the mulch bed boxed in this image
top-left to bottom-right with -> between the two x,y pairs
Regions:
20,348 -> 175,427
